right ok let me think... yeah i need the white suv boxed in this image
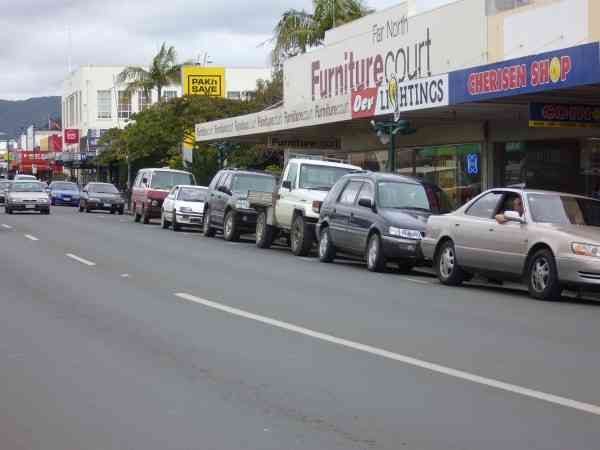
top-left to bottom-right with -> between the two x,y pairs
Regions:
250,158 -> 361,256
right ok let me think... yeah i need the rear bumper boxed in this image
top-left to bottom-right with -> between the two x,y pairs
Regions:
557,256 -> 600,289
88,201 -> 125,211
382,235 -> 424,262
235,210 -> 258,231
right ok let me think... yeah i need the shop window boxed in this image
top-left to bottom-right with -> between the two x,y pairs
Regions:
349,150 -> 387,172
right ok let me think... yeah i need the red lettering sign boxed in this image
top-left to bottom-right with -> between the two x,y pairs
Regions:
64,129 -> 79,144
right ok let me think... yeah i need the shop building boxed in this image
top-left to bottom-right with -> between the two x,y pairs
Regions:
196,0 -> 600,208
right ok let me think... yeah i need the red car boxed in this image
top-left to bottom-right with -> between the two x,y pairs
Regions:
131,168 -> 196,224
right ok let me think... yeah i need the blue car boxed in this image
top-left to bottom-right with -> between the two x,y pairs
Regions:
49,181 -> 81,206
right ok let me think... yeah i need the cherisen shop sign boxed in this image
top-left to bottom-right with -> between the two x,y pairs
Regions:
450,43 -> 600,104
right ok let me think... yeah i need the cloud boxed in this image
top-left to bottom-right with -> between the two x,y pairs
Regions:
0,0 -> 451,100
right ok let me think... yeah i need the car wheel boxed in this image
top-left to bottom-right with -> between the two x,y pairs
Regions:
291,214 -> 313,256
51,198 -> 55,206
85,204 -> 92,213
161,210 -> 170,229
118,208 -> 124,215
133,203 -> 141,222
43,209 -> 50,215
79,201 -> 84,213
396,262 -> 414,274
110,209 -> 116,215
172,210 -> 181,232
527,249 -> 562,301
223,210 -> 240,242
5,207 -> 11,214
318,227 -> 336,263
255,211 -> 274,249
203,208 -> 215,237
436,240 -> 466,286
366,233 -> 386,272
142,204 -> 150,224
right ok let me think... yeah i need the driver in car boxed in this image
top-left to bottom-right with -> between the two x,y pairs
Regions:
495,196 -> 524,224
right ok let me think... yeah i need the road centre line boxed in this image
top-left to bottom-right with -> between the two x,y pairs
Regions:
1,224 -> 12,229
24,234 -> 39,241
65,253 -> 96,266
175,292 -> 600,417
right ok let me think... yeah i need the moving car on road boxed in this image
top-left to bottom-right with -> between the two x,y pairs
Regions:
317,172 -> 451,272
4,180 -> 50,214
422,188 -> 600,301
249,157 -> 361,255
161,185 -> 208,231
49,181 -> 80,206
203,169 -> 276,241
0,180 -> 11,204
132,168 -> 195,224
79,182 -> 125,214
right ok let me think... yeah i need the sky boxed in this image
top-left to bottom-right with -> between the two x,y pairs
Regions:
0,0 -> 451,100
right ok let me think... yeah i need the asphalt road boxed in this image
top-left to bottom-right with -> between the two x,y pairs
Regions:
1,206 -> 600,450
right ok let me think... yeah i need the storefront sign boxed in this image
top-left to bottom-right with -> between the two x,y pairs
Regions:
450,42 -> 600,104
268,136 -> 341,150
351,74 -> 448,119
181,66 -> 226,97
529,102 -> 600,128
64,129 -> 79,144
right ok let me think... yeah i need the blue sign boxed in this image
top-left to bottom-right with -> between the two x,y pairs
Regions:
449,42 -> 600,104
466,153 -> 479,175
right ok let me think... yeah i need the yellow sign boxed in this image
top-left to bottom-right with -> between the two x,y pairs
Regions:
182,67 -> 226,97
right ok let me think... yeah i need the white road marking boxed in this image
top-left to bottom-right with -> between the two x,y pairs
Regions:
24,234 -> 39,241
175,292 -> 600,417
65,253 -> 96,266
120,273 -> 130,278
1,224 -> 12,229
299,257 -> 314,262
400,277 -> 433,285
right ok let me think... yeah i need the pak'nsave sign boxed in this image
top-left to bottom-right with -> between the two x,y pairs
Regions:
182,67 -> 226,97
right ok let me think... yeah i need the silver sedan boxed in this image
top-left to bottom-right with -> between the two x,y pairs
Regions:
421,188 -> 600,301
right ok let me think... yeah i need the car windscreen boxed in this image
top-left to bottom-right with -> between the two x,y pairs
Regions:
88,184 -> 118,194
52,182 -> 78,191
298,165 -> 354,190
178,188 -> 207,202
11,182 -> 44,192
151,172 -> 193,190
377,182 -> 436,212
528,194 -> 600,226
232,175 -> 275,194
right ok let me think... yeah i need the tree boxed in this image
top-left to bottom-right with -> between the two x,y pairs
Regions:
271,0 -> 372,67
254,70 -> 284,107
117,42 -> 185,102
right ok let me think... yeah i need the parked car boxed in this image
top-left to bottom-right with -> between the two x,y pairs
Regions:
49,181 -> 80,206
0,180 -> 12,204
4,181 -> 50,214
317,172 -> 452,272
131,168 -> 195,224
248,157 -> 361,255
203,169 -> 276,241
422,188 -> 600,301
79,182 -> 125,214
161,185 -> 208,231
14,174 -> 37,181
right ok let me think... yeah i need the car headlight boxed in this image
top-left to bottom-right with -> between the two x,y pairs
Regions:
179,206 -> 192,213
38,198 -> 49,203
571,242 -> 600,258
236,199 -> 250,209
151,200 -> 159,207
388,227 -> 422,240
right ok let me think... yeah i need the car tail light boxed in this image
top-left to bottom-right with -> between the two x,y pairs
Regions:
312,200 -> 322,214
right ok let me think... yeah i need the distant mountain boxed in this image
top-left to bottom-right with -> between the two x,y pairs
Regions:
0,97 -> 61,139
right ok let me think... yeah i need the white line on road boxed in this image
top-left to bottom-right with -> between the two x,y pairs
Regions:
24,234 -> 39,241
1,224 -> 12,229
175,292 -> 600,416
65,253 -> 96,266
400,277 -> 433,285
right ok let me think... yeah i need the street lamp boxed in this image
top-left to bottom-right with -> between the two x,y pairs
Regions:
370,119 -> 416,173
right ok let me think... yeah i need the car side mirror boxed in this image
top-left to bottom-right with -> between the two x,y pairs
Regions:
282,180 -> 292,190
358,198 -> 373,209
142,178 -> 148,186
217,185 -> 230,195
504,210 -> 525,223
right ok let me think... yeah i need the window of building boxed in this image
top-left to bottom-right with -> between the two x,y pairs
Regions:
486,0 -> 532,15
162,90 -> 177,101
227,91 -> 241,100
97,90 -> 112,119
138,91 -> 150,111
118,91 -> 132,120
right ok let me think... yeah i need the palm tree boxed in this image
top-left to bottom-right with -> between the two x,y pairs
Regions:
117,43 -> 184,102
271,0 -> 372,67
